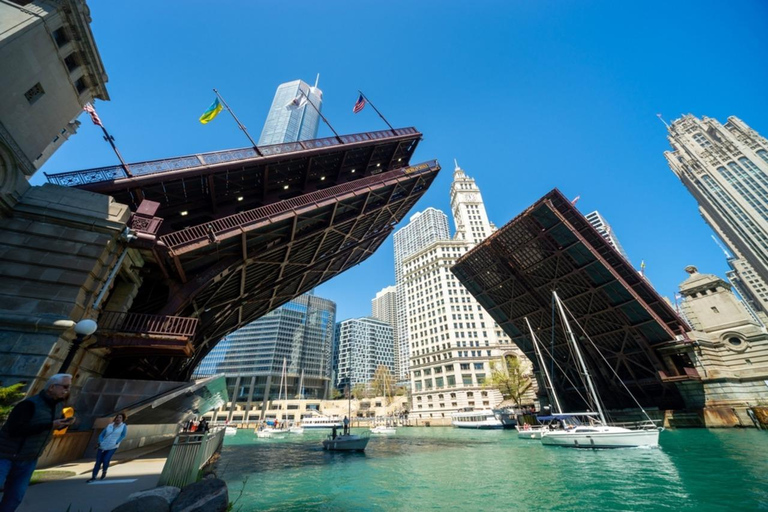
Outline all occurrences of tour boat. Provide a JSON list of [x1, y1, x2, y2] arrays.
[[300, 414, 343, 429], [538, 292, 661, 449], [451, 409, 504, 429], [370, 425, 396, 435]]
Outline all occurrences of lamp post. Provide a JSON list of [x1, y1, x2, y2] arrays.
[[58, 319, 98, 373]]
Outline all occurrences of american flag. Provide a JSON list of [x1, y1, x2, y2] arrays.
[[353, 93, 366, 114], [83, 103, 103, 127]]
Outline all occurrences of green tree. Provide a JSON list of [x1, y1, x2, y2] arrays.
[[0, 382, 26, 422], [370, 365, 395, 404], [351, 383, 368, 400], [487, 356, 531, 406]]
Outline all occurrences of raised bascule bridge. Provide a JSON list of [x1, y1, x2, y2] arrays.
[[47, 128, 439, 381], [451, 189, 701, 415]]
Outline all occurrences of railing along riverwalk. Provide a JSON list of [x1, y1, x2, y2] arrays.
[[158, 428, 225, 488]]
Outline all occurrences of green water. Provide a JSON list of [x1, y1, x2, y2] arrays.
[[219, 427, 768, 511]]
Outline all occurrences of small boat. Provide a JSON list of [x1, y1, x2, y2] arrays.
[[322, 432, 370, 451], [289, 424, 305, 434], [370, 425, 396, 435], [451, 409, 504, 429], [300, 413, 343, 429], [224, 426, 238, 436], [256, 426, 288, 438], [492, 408, 518, 429]]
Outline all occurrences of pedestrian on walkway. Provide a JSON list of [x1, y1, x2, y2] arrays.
[[0, 373, 75, 512], [87, 413, 127, 483]]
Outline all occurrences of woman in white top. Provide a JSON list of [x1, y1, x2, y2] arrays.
[[87, 413, 127, 483]]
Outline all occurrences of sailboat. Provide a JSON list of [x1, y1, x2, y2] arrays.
[[322, 384, 370, 451], [289, 370, 305, 434], [370, 370, 397, 435], [540, 291, 661, 449], [256, 358, 291, 438]]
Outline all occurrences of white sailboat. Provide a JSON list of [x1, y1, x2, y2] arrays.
[[322, 385, 370, 452], [370, 371, 397, 435], [540, 291, 661, 449], [256, 358, 291, 438], [289, 369, 305, 434]]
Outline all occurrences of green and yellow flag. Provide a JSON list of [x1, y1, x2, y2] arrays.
[[199, 97, 223, 124]]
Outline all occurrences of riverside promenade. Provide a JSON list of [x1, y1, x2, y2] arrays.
[[18, 444, 171, 512]]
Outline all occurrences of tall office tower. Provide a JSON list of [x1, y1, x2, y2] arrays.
[[372, 285, 398, 332], [585, 211, 630, 262], [664, 115, 768, 315], [393, 208, 451, 380], [193, 336, 231, 377], [195, 293, 336, 421], [404, 161, 528, 422], [258, 77, 323, 145], [335, 318, 395, 390]]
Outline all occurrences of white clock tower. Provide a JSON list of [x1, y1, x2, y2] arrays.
[[449, 159, 495, 246]]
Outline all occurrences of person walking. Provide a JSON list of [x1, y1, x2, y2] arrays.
[[0, 373, 75, 512], [87, 413, 127, 483]]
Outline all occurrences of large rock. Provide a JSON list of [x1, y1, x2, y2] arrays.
[[170, 478, 228, 512], [127, 486, 181, 505], [111, 495, 169, 512]]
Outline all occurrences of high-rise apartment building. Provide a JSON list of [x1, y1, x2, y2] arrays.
[[664, 115, 768, 315], [372, 285, 397, 331], [195, 293, 337, 421], [335, 318, 395, 390], [404, 161, 529, 422], [393, 208, 451, 380], [585, 211, 630, 262], [258, 77, 322, 145]]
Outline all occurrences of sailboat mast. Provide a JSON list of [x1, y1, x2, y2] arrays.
[[524, 317, 562, 414], [553, 291, 607, 424]]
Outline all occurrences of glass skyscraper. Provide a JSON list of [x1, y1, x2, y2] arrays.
[[258, 77, 323, 145], [334, 318, 395, 390], [195, 293, 337, 421]]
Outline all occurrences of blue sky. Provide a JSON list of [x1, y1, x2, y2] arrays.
[[36, 1, 768, 322]]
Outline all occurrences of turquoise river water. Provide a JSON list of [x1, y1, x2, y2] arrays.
[[219, 427, 768, 511]]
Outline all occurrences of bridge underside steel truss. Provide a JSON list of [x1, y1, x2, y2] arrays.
[[451, 189, 697, 412], [49, 129, 439, 380]]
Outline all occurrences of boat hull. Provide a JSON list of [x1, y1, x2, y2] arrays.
[[515, 426, 548, 439], [452, 423, 504, 429], [322, 434, 370, 452], [541, 429, 660, 448]]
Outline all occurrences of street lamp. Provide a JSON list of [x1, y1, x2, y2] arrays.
[[58, 319, 98, 373]]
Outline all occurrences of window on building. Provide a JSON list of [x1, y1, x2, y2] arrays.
[[64, 53, 80, 72], [24, 83, 45, 104], [74, 77, 88, 95], [52, 27, 69, 47], [462, 374, 472, 385]]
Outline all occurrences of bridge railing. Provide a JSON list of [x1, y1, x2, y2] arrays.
[[158, 428, 225, 488], [98, 311, 198, 340], [44, 127, 420, 187]]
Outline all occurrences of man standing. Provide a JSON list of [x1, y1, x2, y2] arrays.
[[0, 374, 74, 512]]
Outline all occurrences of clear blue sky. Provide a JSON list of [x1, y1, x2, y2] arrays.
[[35, 1, 768, 322]]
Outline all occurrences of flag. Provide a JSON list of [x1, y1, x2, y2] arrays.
[[83, 103, 103, 127], [286, 93, 308, 110], [571, 195, 581, 205], [199, 97, 223, 124], [353, 93, 366, 114]]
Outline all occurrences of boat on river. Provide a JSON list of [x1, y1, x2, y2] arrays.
[[451, 409, 504, 429], [370, 425, 396, 435], [322, 431, 370, 451], [300, 413, 343, 429]]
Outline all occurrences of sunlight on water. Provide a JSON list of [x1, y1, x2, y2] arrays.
[[219, 428, 768, 511]]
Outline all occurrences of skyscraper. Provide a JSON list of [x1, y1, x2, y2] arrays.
[[194, 293, 337, 422], [372, 285, 398, 332], [258, 77, 323, 145], [664, 115, 768, 314], [393, 208, 451, 380], [335, 318, 395, 390], [585, 210, 630, 262], [403, 161, 530, 422]]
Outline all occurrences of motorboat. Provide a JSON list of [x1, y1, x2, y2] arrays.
[[492, 408, 518, 429], [224, 426, 238, 436], [451, 409, 504, 429], [256, 426, 288, 438], [288, 424, 305, 434], [370, 425, 396, 435], [322, 432, 370, 452]]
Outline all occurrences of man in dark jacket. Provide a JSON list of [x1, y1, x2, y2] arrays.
[[0, 374, 74, 512]]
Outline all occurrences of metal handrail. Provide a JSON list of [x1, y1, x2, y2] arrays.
[[158, 428, 225, 488], [44, 127, 420, 187], [98, 311, 198, 339]]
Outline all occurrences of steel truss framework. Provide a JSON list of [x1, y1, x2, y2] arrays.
[[451, 189, 696, 411], [52, 129, 439, 380]]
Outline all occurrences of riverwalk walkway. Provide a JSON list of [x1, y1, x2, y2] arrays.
[[18, 443, 171, 512]]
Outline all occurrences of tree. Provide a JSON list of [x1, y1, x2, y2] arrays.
[[351, 383, 368, 400], [370, 365, 396, 404], [487, 356, 531, 406], [0, 383, 26, 422]]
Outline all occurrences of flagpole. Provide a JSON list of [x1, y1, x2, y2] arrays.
[[299, 90, 343, 144], [359, 91, 396, 134], [213, 89, 263, 156], [99, 126, 133, 177]]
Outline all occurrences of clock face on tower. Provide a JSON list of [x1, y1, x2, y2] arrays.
[[466, 193, 477, 202]]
